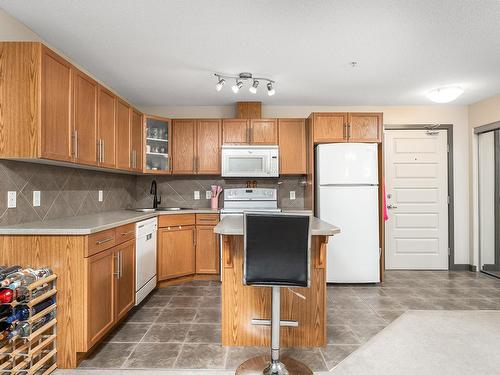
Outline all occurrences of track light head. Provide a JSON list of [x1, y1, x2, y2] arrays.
[[249, 80, 259, 94], [215, 78, 225, 92], [232, 80, 243, 93], [267, 82, 275, 96]]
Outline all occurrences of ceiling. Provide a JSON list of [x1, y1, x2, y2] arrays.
[[1, 0, 500, 107]]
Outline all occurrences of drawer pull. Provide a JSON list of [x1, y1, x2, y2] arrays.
[[120, 231, 134, 236], [198, 218, 216, 221], [96, 237, 114, 245]]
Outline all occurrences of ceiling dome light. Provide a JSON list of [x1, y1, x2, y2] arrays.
[[215, 78, 225, 92], [267, 82, 275, 96], [426, 86, 464, 103], [249, 80, 259, 94], [232, 80, 243, 93]]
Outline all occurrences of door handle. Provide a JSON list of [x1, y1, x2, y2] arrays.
[[119, 251, 123, 279], [101, 139, 105, 163], [347, 123, 352, 139], [387, 204, 398, 209], [113, 253, 120, 278]]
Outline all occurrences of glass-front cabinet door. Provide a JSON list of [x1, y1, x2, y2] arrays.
[[145, 116, 170, 173]]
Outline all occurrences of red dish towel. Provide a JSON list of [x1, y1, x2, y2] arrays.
[[383, 183, 389, 221]]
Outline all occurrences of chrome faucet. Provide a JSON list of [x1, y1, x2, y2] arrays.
[[150, 180, 161, 209]]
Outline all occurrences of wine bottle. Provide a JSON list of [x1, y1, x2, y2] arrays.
[[8, 311, 55, 340], [5, 298, 55, 324], [0, 266, 22, 281], [0, 288, 14, 303], [0, 305, 12, 319], [16, 284, 50, 303]]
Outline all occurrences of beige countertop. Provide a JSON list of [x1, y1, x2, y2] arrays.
[[214, 215, 340, 236], [0, 209, 219, 235]]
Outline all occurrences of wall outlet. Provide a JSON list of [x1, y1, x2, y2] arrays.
[[7, 191, 16, 208], [206, 191, 212, 199], [290, 191, 296, 200], [98, 190, 104, 202], [194, 191, 200, 200], [33, 191, 41, 207]]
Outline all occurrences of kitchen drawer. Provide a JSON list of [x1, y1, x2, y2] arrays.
[[158, 214, 196, 228], [87, 228, 116, 257], [115, 223, 136, 245], [196, 213, 219, 225]]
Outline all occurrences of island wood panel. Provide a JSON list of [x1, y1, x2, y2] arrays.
[[348, 112, 382, 143], [250, 119, 278, 144], [278, 119, 306, 174], [0, 42, 40, 158], [115, 99, 131, 169], [0, 235, 86, 368], [221, 235, 328, 347], [73, 69, 98, 166], [196, 119, 221, 174], [172, 119, 196, 174], [41, 45, 73, 162], [97, 86, 116, 168]]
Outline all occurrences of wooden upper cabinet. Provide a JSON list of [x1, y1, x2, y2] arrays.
[[348, 113, 383, 142], [40, 45, 73, 162], [222, 119, 249, 144], [172, 119, 196, 174], [114, 240, 135, 321], [73, 69, 98, 166], [312, 113, 349, 143], [158, 226, 196, 280], [131, 109, 143, 172], [250, 119, 278, 144], [278, 119, 306, 174], [97, 86, 116, 168], [115, 99, 131, 170], [196, 119, 221, 174]]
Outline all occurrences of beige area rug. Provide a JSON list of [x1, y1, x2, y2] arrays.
[[328, 310, 500, 375]]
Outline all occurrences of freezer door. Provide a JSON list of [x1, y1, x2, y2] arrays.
[[318, 186, 380, 283], [316, 143, 378, 185]]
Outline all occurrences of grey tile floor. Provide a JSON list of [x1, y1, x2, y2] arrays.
[[79, 271, 500, 372]]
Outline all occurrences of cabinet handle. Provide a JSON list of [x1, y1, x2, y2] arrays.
[[101, 139, 105, 163], [96, 139, 100, 162], [249, 126, 253, 143], [348, 124, 352, 139], [72, 130, 78, 159], [198, 218, 215, 222], [193, 228, 196, 247], [113, 253, 120, 278], [96, 236, 114, 245], [120, 231, 134, 236], [119, 251, 123, 279], [343, 124, 347, 139]]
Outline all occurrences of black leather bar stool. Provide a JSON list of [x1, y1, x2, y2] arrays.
[[236, 213, 312, 375]]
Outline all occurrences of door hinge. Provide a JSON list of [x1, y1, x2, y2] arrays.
[[448, 248, 451, 256], [447, 144, 450, 153], [447, 196, 451, 204]]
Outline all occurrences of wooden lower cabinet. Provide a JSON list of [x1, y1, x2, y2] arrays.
[[158, 226, 196, 280], [85, 249, 115, 349], [114, 240, 136, 321], [195, 225, 219, 274], [85, 238, 135, 351]]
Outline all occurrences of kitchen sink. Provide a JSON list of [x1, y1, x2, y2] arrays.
[[128, 207, 191, 213]]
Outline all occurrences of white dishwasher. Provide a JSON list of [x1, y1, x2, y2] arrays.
[[135, 217, 157, 305]]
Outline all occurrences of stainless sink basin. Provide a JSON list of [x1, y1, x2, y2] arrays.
[[128, 207, 191, 213], [128, 208, 156, 213], [156, 207, 191, 211]]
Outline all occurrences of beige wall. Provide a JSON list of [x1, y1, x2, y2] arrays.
[[143, 105, 471, 266], [469, 94, 500, 128]]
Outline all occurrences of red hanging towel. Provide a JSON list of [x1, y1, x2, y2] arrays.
[[383, 183, 389, 221]]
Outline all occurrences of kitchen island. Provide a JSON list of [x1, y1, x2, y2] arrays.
[[214, 215, 340, 347]]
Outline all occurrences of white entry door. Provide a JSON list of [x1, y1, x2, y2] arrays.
[[385, 129, 449, 269]]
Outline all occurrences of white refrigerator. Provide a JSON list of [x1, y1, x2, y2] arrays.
[[316, 143, 380, 283]]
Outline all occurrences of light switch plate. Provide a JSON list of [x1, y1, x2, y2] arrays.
[[194, 191, 200, 200], [98, 190, 104, 202], [7, 191, 16, 208], [205, 191, 212, 199], [33, 191, 41, 207], [290, 191, 296, 200]]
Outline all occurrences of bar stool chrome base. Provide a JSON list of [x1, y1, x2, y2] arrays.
[[235, 355, 313, 375]]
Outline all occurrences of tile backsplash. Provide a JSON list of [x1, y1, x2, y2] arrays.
[[0, 161, 136, 225], [0, 160, 306, 225], [135, 175, 307, 210]]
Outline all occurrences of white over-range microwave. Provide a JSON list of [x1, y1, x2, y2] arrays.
[[221, 145, 279, 177]]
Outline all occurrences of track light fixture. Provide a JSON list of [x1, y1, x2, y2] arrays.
[[214, 73, 275, 96], [249, 80, 259, 94], [215, 78, 225, 92]]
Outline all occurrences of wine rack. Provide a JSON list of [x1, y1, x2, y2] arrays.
[[0, 273, 57, 374]]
